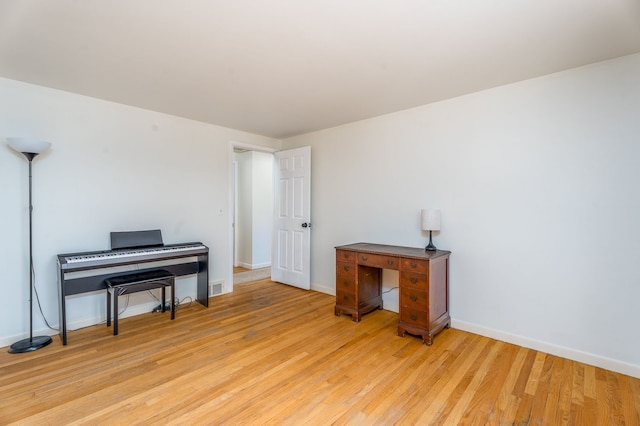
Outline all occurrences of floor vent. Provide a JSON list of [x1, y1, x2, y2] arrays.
[[209, 281, 223, 296]]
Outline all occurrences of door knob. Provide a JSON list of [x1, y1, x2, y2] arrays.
[[301, 222, 311, 228]]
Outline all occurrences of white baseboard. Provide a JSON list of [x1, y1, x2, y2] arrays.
[[311, 282, 334, 295], [453, 319, 640, 379], [237, 262, 271, 270]]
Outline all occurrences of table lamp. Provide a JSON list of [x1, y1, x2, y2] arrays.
[[421, 209, 441, 251]]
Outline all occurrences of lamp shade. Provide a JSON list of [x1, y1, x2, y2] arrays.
[[421, 209, 441, 231], [7, 137, 52, 155]]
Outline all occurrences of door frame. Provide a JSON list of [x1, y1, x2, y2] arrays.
[[228, 141, 277, 292]]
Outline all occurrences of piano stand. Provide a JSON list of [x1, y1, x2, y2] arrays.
[[106, 269, 175, 336], [58, 241, 208, 345]]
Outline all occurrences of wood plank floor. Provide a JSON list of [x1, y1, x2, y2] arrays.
[[1, 280, 639, 425]]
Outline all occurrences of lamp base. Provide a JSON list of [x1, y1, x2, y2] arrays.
[[8, 335, 53, 353], [425, 230, 437, 251]]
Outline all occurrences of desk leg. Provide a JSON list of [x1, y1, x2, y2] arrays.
[[397, 325, 434, 346]]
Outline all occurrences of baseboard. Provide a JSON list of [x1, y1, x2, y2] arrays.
[[236, 262, 271, 270], [311, 282, 334, 296], [453, 319, 640, 379]]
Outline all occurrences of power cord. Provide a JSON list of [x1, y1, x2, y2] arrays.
[[178, 296, 192, 308], [32, 263, 59, 331]]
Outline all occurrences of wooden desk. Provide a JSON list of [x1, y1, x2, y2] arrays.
[[335, 243, 451, 345]]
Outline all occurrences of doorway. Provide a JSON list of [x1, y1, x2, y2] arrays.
[[231, 144, 276, 286], [228, 142, 312, 292]]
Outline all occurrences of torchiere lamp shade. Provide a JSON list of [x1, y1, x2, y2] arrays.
[[7, 137, 52, 156]]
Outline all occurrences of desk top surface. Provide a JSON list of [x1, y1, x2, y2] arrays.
[[335, 243, 450, 260]]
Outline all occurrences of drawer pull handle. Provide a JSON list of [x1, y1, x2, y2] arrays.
[[410, 278, 418, 284], [362, 256, 368, 261], [343, 295, 350, 302], [410, 314, 417, 321], [343, 281, 350, 287], [343, 266, 350, 272], [410, 295, 418, 302], [410, 262, 417, 268], [387, 259, 394, 265]]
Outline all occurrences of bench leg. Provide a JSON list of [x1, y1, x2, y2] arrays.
[[113, 291, 119, 336], [106, 289, 111, 327], [161, 286, 166, 313], [170, 281, 175, 320]]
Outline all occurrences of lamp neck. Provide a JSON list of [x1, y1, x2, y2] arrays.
[[22, 152, 39, 161]]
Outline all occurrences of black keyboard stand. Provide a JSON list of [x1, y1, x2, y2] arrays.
[[57, 242, 209, 345]]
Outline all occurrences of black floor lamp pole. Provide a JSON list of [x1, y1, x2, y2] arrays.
[[9, 151, 53, 353]]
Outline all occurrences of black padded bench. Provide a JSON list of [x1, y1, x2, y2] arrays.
[[105, 269, 175, 336]]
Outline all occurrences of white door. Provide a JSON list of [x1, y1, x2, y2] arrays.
[[271, 146, 311, 290]]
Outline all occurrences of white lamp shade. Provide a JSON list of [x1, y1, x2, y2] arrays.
[[421, 209, 441, 231], [7, 137, 52, 154]]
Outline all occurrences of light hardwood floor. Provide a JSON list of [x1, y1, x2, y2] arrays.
[[1, 280, 639, 425]]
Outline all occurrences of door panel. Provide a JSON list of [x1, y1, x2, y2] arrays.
[[271, 146, 311, 290]]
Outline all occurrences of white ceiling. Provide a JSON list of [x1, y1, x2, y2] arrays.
[[1, 1, 640, 139]]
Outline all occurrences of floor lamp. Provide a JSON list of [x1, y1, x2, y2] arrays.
[[7, 137, 53, 353]]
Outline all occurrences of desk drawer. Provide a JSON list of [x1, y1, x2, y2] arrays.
[[400, 258, 429, 274], [336, 250, 357, 263], [336, 271, 356, 293], [336, 261, 356, 275], [400, 271, 428, 290], [358, 253, 399, 269], [400, 306, 428, 327], [336, 290, 357, 309], [400, 288, 428, 310]]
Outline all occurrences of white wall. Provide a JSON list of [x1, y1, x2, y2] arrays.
[[282, 53, 640, 377], [0, 77, 280, 346], [250, 151, 273, 267], [235, 151, 253, 267], [234, 151, 273, 269]]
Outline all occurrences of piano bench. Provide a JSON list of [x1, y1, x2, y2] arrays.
[[105, 269, 175, 336]]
